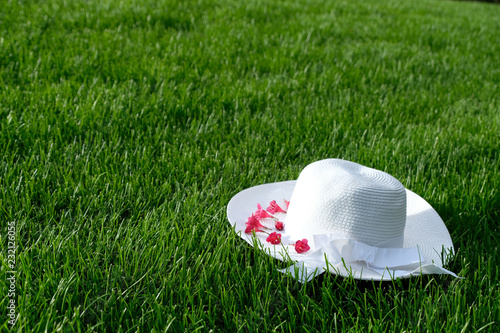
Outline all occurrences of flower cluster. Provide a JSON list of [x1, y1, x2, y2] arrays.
[[245, 199, 310, 253], [245, 200, 287, 235]]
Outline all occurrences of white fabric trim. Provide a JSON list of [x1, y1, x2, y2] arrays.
[[278, 234, 459, 283]]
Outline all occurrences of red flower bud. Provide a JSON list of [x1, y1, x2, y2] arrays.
[[267, 200, 286, 214], [245, 214, 266, 234], [275, 221, 284, 231], [294, 239, 310, 253], [255, 203, 273, 219], [266, 232, 282, 245]]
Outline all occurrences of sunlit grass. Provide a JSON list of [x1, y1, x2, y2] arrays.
[[1, 0, 499, 331]]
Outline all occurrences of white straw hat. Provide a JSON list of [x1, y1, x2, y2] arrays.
[[227, 159, 458, 283]]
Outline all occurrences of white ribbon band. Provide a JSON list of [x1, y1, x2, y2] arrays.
[[313, 234, 422, 269], [278, 234, 459, 283]]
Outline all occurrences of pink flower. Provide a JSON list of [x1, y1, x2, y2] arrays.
[[275, 221, 284, 231], [255, 203, 273, 219], [245, 214, 266, 234], [266, 232, 282, 245], [294, 239, 310, 253], [267, 200, 286, 214], [245, 225, 261, 234], [284, 199, 290, 209]]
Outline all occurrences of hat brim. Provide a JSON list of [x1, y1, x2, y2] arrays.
[[227, 180, 454, 281]]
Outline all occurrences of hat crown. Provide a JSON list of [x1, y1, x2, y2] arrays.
[[286, 159, 407, 247]]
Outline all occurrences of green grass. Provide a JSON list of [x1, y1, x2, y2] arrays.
[[1, 0, 499, 331]]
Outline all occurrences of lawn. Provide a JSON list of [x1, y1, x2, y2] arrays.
[[1, 0, 499, 331]]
